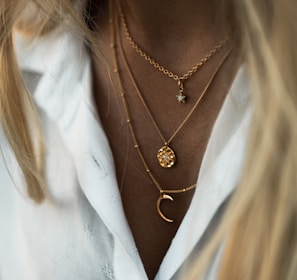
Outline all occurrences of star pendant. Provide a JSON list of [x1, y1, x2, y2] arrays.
[[176, 92, 187, 103]]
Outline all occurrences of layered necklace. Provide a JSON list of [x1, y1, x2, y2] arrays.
[[109, 0, 232, 222], [117, 1, 230, 169]]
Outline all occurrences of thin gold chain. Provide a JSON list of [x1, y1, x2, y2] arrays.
[[110, 1, 196, 195], [117, 0, 228, 82], [118, 23, 232, 146]]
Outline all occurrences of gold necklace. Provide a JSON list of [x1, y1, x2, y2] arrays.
[[109, 0, 231, 222], [117, 0, 228, 104], [117, 8, 232, 169]]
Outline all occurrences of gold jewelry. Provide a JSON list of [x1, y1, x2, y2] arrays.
[[117, 0, 228, 104], [117, 10, 232, 169], [109, 0, 232, 223], [110, 1, 195, 223]]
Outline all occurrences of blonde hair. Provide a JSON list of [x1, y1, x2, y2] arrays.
[[0, 0, 46, 202], [1, 0, 297, 279], [189, 0, 297, 279], [0, 0, 96, 202]]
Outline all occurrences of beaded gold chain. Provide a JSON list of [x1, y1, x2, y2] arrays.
[[109, 0, 231, 223]]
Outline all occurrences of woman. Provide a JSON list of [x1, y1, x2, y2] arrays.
[[0, 0, 296, 279]]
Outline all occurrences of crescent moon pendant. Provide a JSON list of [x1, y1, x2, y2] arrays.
[[157, 193, 174, 223]]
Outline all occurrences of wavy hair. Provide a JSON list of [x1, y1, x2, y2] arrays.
[[1, 0, 297, 279]]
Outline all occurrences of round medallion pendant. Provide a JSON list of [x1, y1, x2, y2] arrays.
[[157, 146, 176, 168]]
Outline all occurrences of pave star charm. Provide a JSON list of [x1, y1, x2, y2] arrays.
[[176, 92, 187, 103]]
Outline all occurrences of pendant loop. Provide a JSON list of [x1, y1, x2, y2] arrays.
[[176, 80, 187, 103]]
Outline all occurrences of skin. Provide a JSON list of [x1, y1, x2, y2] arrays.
[[91, 0, 239, 278]]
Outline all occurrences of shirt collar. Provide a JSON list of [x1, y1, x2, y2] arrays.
[[15, 29, 148, 279]]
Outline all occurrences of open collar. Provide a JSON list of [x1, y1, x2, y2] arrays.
[[15, 29, 147, 279]]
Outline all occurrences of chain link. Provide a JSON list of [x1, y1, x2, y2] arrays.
[[118, 2, 228, 82]]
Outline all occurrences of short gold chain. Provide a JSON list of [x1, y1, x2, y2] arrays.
[[118, 1, 228, 82]]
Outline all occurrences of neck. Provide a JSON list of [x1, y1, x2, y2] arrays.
[[121, 0, 223, 45], [116, 0, 227, 73]]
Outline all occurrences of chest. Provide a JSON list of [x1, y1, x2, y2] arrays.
[[92, 50, 236, 279]]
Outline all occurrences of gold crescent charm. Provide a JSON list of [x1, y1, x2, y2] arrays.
[[157, 193, 174, 223], [157, 146, 176, 168]]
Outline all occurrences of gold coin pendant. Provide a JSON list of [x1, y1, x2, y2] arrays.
[[157, 146, 176, 168]]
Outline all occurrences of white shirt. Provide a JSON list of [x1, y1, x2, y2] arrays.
[[0, 29, 251, 280]]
